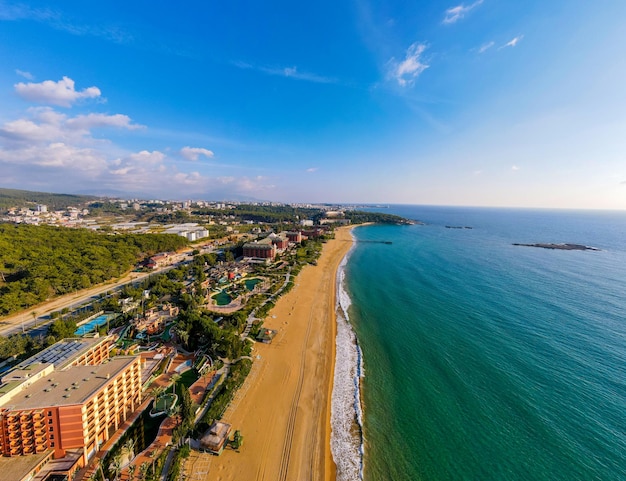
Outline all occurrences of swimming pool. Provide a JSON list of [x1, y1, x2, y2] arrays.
[[74, 314, 115, 336], [212, 290, 232, 305], [244, 278, 261, 291]]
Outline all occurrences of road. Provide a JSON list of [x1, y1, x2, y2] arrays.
[[0, 253, 195, 337]]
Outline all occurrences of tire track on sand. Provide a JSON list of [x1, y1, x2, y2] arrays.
[[276, 280, 320, 481]]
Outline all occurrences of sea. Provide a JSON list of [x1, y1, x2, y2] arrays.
[[330, 205, 626, 481]]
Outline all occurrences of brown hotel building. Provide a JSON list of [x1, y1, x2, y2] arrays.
[[242, 239, 277, 259], [0, 338, 142, 480]]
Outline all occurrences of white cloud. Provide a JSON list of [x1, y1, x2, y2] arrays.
[[0, 103, 144, 180], [0, 3, 132, 44], [306, 167, 318, 172], [0, 80, 274, 199], [15, 69, 34, 80], [279, 66, 334, 83], [173, 171, 203, 185], [128, 150, 165, 164], [66, 113, 143, 131], [234, 61, 337, 84], [0, 142, 106, 171], [389, 43, 429, 87], [478, 41, 495, 54], [1, 117, 61, 142], [500, 35, 524, 49], [15, 76, 101, 107], [107, 150, 167, 179], [266, 65, 336, 84], [512, 165, 520, 171], [180, 146, 214, 161], [0, 107, 140, 145], [443, 0, 484, 24]]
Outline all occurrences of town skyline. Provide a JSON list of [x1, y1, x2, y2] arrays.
[[1, 1, 625, 210]]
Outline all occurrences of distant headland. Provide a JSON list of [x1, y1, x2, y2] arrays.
[[513, 243, 600, 251]]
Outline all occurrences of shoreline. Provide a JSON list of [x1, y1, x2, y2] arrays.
[[203, 226, 355, 481], [331, 227, 366, 481]]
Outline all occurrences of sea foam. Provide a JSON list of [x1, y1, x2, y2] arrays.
[[331, 236, 365, 481]]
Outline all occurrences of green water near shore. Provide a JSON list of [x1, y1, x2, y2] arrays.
[[339, 206, 626, 481]]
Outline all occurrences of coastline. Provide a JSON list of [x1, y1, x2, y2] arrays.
[[331, 227, 365, 481], [204, 226, 354, 481]]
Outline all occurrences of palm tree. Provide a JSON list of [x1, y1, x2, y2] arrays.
[[127, 463, 136, 481], [176, 328, 189, 348], [109, 453, 123, 481], [139, 461, 150, 481], [170, 373, 181, 394], [98, 458, 106, 481], [170, 404, 181, 425], [123, 437, 137, 461], [151, 385, 165, 403]]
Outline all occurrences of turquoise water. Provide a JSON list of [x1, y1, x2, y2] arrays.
[[74, 313, 114, 336], [333, 207, 626, 481]]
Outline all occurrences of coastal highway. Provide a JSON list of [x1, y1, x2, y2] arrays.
[[0, 252, 195, 337]]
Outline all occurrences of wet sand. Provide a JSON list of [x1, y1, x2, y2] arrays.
[[205, 226, 354, 481]]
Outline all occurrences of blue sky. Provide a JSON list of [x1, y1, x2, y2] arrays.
[[0, 0, 625, 208]]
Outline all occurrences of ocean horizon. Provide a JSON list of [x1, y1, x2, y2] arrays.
[[331, 205, 626, 481]]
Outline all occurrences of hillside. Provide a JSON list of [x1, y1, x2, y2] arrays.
[[0, 224, 188, 315], [0, 187, 97, 212]]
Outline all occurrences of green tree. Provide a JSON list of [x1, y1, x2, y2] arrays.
[[169, 373, 181, 394], [48, 318, 77, 339], [232, 430, 243, 450], [109, 453, 122, 481]]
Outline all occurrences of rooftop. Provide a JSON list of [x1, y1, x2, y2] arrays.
[[2, 357, 138, 410], [15, 338, 106, 371], [0, 449, 52, 481], [200, 421, 231, 451]]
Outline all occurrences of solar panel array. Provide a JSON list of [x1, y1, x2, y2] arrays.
[[17, 339, 94, 369]]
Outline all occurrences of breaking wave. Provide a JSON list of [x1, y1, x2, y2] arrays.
[[331, 236, 365, 481]]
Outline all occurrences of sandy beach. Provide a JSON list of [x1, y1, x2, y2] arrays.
[[201, 226, 353, 481]]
